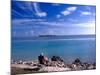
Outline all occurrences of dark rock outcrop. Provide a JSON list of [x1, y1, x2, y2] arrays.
[[51, 56, 64, 62]]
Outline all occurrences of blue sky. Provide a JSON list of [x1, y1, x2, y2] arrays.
[[12, 1, 96, 37]]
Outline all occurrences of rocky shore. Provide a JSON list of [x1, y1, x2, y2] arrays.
[[11, 56, 96, 75]]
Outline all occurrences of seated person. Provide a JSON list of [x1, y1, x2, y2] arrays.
[[38, 53, 44, 64]]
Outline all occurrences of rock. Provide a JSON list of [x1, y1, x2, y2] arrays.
[[71, 58, 83, 70], [93, 62, 96, 69], [81, 63, 90, 69], [51, 56, 66, 67], [87, 63, 96, 70], [71, 64, 82, 70], [73, 58, 82, 65], [88, 65, 94, 69], [51, 56, 64, 62]]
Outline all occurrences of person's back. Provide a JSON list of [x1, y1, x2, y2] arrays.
[[38, 54, 44, 64]]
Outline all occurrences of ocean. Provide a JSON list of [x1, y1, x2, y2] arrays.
[[11, 36, 96, 63]]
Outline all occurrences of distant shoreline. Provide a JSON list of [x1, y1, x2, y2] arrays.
[[12, 34, 96, 40]]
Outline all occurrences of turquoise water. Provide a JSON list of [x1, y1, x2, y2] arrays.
[[11, 37, 96, 63]]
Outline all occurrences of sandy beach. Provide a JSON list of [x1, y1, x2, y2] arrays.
[[11, 57, 96, 75]]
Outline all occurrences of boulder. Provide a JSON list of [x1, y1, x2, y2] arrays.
[[73, 58, 82, 65], [51, 56, 64, 62]]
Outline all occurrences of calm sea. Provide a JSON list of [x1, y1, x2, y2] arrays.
[[11, 36, 96, 63]]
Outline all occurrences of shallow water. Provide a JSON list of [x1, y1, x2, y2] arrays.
[[11, 37, 96, 63]]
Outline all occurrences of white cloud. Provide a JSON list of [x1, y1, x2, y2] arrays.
[[61, 6, 77, 16], [12, 10, 23, 17], [44, 21, 95, 35], [33, 3, 47, 17], [16, 2, 36, 15], [76, 22, 95, 34], [39, 21, 60, 26], [61, 10, 70, 16], [76, 22, 95, 28], [81, 11, 92, 15], [67, 7, 77, 11], [12, 19, 95, 30], [12, 19, 46, 26], [36, 12, 47, 17], [12, 18, 95, 36]]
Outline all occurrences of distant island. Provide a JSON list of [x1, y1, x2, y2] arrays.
[[12, 35, 96, 40], [38, 35, 95, 38], [38, 35, 57, 37]]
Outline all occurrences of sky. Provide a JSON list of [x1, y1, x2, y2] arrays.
[[12, 1, 96, 37]]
